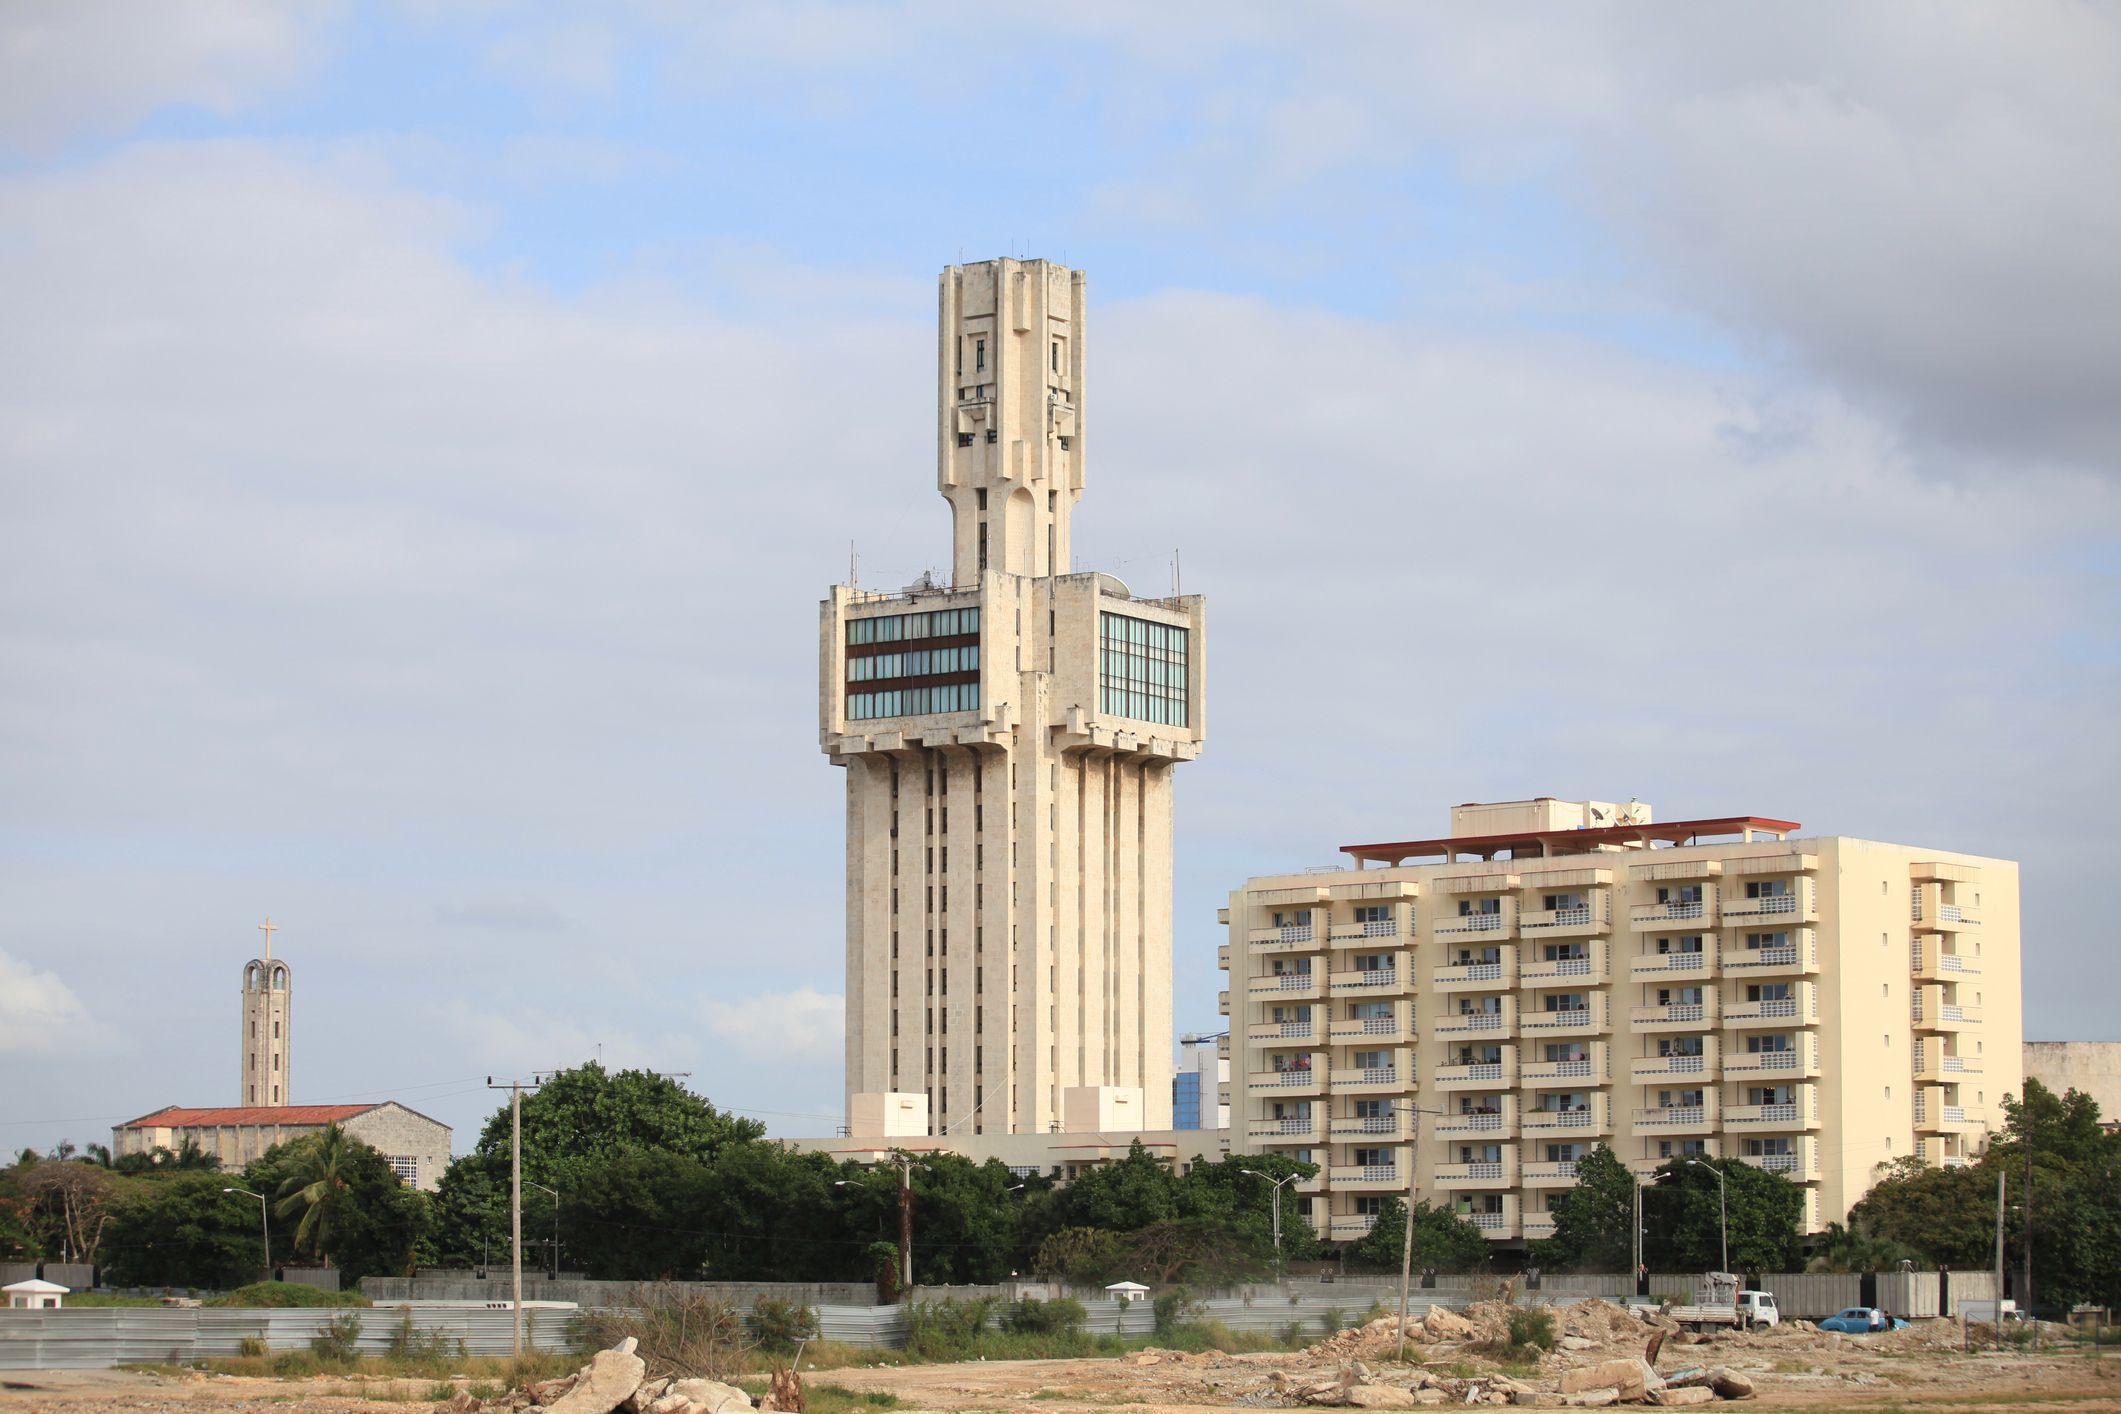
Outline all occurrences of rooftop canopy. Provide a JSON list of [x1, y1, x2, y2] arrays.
[[1341, 815, 1801, 868]]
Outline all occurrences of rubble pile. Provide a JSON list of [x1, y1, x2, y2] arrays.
[[433, 1337, 776, 1414]]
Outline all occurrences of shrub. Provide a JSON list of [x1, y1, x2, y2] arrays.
[[309, 1313, 364, 1364], [1505, 1307, 1558, 1354], [386, 1312, 465, 1361], [902, 1297, 999, 1359], [237, 1336, 269, 1358], [1152, 1289, 1198, 1340], [751, 1299, 820, 1354], [575, 1284, 747, 1379], [1003, 1297, 1086, 1337]]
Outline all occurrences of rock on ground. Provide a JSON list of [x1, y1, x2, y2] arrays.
[[1563, 1393, 1618, 1409], [1344, 1387, 1418, 1408], [546, 1347, 649, 1414], [1558, 1360, 1659, 1401], [666, 1378, 756, 1414], [1647, 1389, 1715, 1406]]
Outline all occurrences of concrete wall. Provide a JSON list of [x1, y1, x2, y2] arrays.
[[359, 1276, 887, 1307], [343, 1103, 453, 1192], [2024, 1041, 2121, 1120]]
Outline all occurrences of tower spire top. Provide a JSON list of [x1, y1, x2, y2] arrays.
[[257, 916, 276, 962]]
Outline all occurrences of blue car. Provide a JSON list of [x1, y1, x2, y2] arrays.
[[1818, 1307, 1911, 1333]]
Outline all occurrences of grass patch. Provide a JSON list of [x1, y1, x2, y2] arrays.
[[62, 1292, 175, 1308], [799, 1386, 903, 1414], [179, 1349, 576, 1384], [206, 1282, 372, 1308]]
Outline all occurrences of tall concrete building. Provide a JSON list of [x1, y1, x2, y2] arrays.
[[821, 258, 1206, 1137], [240, 917, 291, 1107], [1220, 798, 2022, 1246]]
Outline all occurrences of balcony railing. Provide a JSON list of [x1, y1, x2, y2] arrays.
[[1438, 910, 1509, 936], [1433, 957, 1514, 990], [1249, 972, 1322, 995], [1633, 1104, 1714, 1130], [1632, 999, 1716, 1029], [1632, 949, 1714, 979], [1434, 1160, 1514, 1186], [1330, 1114, 1406, 1138], [1522, 1106, 1600, 1133], [1724, 1049, 1801, 1075], [1434, 1108, 1512, 1138], [1328, 967, 1401, 993], [1725, 1101, 1804, 1128], [1328, 1164, 1401, 1186], [1329, 918, 1402, 941], [1247, 1116, 1319, 1140], [1248, 925, 1319, 950], [1246, 1019, 1315, 1040], [1433, 1060, 1509, 1087], [1436, 1010, 1510, 1035], [1249, 1066, 1322, 1090], [1633, 1051, 1711, 1080], [1330, 1013, 1411, 1039], [1522, 1004, 1602, 1034], [1521, 1160, 1578, 1184], [1521, 943, 1606, 984], [1330, 1065, 1402, 1089], [1631, 898, 1713, 928], [1521, 1055, 1599, 1085]]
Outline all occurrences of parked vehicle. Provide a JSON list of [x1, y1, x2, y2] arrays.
[[1819, 1306, 1910, 1333], [1668, 1275, 1780, 1332]]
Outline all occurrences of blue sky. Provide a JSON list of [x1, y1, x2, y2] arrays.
[[2, 2, 2116, 1154]]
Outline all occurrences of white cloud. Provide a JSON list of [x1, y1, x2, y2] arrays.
[[0, 1, 342, 152], [0, 948, 95, 1053], [702, 987, 843, 1064]]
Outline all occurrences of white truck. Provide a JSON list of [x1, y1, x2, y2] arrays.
[[1667, 1274, 1781, 1332]]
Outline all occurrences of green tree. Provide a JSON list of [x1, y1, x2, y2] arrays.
[[429, 1064, 763, 1267], [1643, 1156, 1802, 1273], [1845, 1157, 1995, 1268], [1347, 1198, 1490, 1274], [100, 1173, 263, 1288], [1805, 1221, 1922, 1273], [1032, 1226, 1129, 1284], [1533, 1144, 1635, 1273], [247, 1129, 426, 1282]]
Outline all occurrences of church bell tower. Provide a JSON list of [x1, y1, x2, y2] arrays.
[[241, 917, 291, 1107]]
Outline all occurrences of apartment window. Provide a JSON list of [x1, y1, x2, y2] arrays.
[[1051, 338, 1061, 372], [1353, 905, 1389, 924], [1099, 612, 1189, 726], [386, 1155, 418, 1185], [975, 338, 986, 372], [1745, 879, 1790, 898]]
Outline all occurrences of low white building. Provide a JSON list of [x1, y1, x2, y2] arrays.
[[5, 1279, 68, 1309]]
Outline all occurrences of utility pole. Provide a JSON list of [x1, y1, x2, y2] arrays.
[[896, 1154, 915, 1292], [1993, 1167, 2007, 1348], [1241, 1169, 1302, 1285], [2021, 1141, 2034, 1318], [1392, 1103, 1445, 1363], [488, 1075, 547, 1359]]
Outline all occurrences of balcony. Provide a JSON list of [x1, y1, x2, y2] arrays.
[[1330, 1112, 1411, 1139], [1249, 971, 1324, 1000], [1521, 896, 1612, 938], [1723, 1040, 1821, 1080], [1436, 901, 1517, 939], [1917, 1135, 1975, 1169], [1627, 1143, 1721, 1178], [1521, 941, 1610, 985], [1911, 938, 1981, 981], [1912, 895, 1983, 932], [1245, 1018, 1316, 1043], [1462, 1199, 1521, 1240], [1218, 989, 1228, 1016], [1725, 1087, 1818, 1130], [1330, 1007, 1414, 1044], [1247, 1063, 1324, 1096], [1433, 949, 1517, 992], [1628, 1038, 1713, 1085], [1721, 881, 1818, 926], [1632, 1100, 1718, 1135], [1521, 1043, 1606, 1088], [1631, 895, 1718, 930], [1631, 996, 1718, 1031], [1435, 1098, 1517, 1140], [1432, 1050, 1516, 1091], [1521, 1159, 1580, 1186], [1631, 946, 1716, 982], [1328, 917, 1405, 945], [1744, 1143, 1821, 1183], [1522, 1098, 1608, 1139], [1915, 1087, 1982, 1133], [1520, 998, 1607, 1037], [1912, 985, 1982, 1031], [1248, 924, 1321, 953], [1331, 1053, 1412, 1092], [1522, 1211, 1557, 1240], [1328, 966, 1407, 996], [1722, 932, 1819, 977], [1434, 1001, 1516, 1038], [1724, 983, 1815, 1028], [1913, 1042, 1982, 1083], [1217, 943, 1230, 970], [1329, 1214, 1379, 1241], [1329, 1159, 1407, 1190], [1434, 1151, 1519, 1189], [1247, 1115, 1322, 1143]]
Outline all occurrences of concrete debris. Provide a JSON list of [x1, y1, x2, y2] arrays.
[[1646, 1389, 1715, 1407], [1558, 1359, 1660, 1401], [432, 1338, 756, 1414]]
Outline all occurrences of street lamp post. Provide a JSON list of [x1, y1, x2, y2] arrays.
[[529, 1183, 559, 1281], [1239, 1170, 1303, 1283], [837, 1154, 921, 1292], [222, 1187, 271, 1279], [1686, 1159, 1729, 1277]]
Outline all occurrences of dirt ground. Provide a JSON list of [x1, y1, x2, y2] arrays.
[[4, 1304, 2118, 1413]]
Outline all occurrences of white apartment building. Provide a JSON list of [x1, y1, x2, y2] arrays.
[[1221, 798, 2021, 1247]]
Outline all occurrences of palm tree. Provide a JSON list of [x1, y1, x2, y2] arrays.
[[274, 1125, 355, 1264], [82, 1143, 112, 1168], [171, 1136, 219, 1171]]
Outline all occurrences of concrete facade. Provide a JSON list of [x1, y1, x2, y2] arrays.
[[240, 956, 291, 1108], [2023, 1041, 2121, 1125], [1221, 798, 2022, 1246], [822, 259, 1205, 1136], [114, 1101, 452, 1192]]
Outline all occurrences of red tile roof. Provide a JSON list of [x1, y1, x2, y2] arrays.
[[121, 1103, 379, 1129]]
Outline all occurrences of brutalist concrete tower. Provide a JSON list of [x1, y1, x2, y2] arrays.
[[821, 258, 1206, 1137]]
